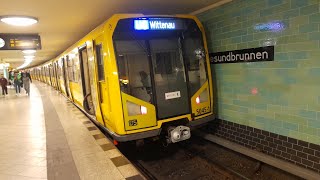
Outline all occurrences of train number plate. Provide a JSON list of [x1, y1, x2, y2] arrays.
[[196, 106, 210, 116], [129, 119, 138, 126]]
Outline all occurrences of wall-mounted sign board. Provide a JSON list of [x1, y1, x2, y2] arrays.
[[210, 46, 274, 64], [0, 33, 41, 50]]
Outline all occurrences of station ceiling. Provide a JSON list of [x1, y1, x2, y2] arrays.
[[0, 0, 224, 68]]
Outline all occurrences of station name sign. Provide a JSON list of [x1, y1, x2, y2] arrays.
[[210, 46, 274, 64], [134, 18, 184, 30], [0, 33, 41, 50]]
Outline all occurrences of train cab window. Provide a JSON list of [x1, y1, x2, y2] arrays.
[[114, 39, 153, 103], [154, 52, 173, 74], [149, 38, 189, 118], [182, 31, 208, 96], [95, 44, 105, 81]]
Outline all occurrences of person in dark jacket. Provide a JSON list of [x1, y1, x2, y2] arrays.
[[0, 75, 8, 96]]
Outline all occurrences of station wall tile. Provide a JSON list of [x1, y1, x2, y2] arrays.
[[198, 0, 320, 145]]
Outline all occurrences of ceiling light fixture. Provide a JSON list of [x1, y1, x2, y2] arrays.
[[0, 16, 38, 26], [17, 58, 33, 69], [22, 49, 36, 54], [24, 55, 35, 59]]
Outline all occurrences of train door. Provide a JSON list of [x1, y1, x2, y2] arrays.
[[149, 39, 190, 119], [62, 57, 71, 98], [53, 62, 58, 90], [52, 64, 57, 88], [93, 35, 109, 126], [52, 65, 56, 87], [42, 67, 45, 82], [43, 67, 45, 83], [49, 65, 53, 86], [79, 46, 94, 114], [57, 63, 60, 90]]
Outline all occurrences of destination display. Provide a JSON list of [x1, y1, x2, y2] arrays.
[[134, 18, 185, 30], [210, 46, 274, 64], [0, 33, 41, 50]]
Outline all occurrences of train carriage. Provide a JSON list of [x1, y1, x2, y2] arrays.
[[32, 14, 215, 144]]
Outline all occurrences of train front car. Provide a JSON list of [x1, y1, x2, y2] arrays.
[[107, 15, 214, 144]]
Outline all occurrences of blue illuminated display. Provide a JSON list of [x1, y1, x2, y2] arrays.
[[134, 20, 149, 30], [254, 21, 285, 32], [134, 19, 177, 30]]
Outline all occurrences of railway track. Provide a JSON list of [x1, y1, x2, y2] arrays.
[[86, 112, 302, 180], [119, 138, 248, 180], [178, 139, 249, 180], [118, 135, 303, 180]]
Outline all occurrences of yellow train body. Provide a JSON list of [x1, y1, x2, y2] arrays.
[[30, 14, 215, 142]]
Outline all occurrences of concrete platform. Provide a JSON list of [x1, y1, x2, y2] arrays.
[[0, 82, 144, 180]]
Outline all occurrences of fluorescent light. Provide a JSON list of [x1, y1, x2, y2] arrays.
[[22, 49, 36, 54], [0, 16, 38, 26], [17, 58, 33, 69], [25, 59, 33, 63], [24, 55, 35, 59]]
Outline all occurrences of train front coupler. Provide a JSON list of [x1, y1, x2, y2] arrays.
[[166, 126, 191, 143]]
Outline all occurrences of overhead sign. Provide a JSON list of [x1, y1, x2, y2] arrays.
[[210, 46, 274, 64], [0, 33, 41, 50], [134, 18, 184, 30]]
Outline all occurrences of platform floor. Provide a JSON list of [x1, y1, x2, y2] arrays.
[[0, 82, 143, 180]]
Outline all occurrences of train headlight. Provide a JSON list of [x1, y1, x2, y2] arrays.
[[127, 101, 140, 116], [127, 101, 147, 115], [195, 88, 209, 104], [140, 106, 147, 115], [196, 96, 200, 104]]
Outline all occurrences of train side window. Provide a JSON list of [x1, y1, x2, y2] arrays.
[[67, 55, 74, 82], [58, 59, 63, 78], [95, 44, 105, 81], [73, 54, 80, 83]]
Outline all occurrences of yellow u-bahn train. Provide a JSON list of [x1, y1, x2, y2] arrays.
[[30, 14, 214, 144]]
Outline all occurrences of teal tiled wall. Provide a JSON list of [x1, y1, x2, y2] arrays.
[[198, 0, 320, 145]]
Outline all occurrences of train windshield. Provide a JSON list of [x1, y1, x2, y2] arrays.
[[113, 17, 208, 119]]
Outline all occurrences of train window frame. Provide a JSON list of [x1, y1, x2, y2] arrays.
[[58, 59, 63, 78], [66, 55, 74, 82], [181, 32, 209, 96], [95, 44, 105, 81], [73, 53, 80, 83]]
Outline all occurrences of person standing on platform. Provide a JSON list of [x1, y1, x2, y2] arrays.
[[17, 72, 23, 88], [10, 71, 15, 88], [22, 71, 32, 96], [0, 75, 8, 96], [14, 75, 21, 95]]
